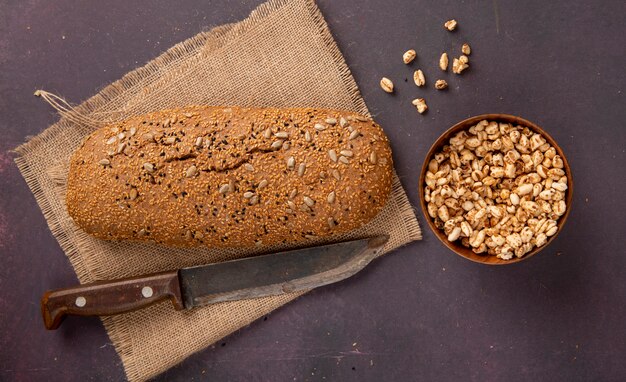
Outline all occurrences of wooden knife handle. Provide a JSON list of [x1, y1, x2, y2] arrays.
[[41, 271, 184, 330]]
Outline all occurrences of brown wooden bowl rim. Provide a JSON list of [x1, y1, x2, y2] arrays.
[[418, 114, 574, 265]]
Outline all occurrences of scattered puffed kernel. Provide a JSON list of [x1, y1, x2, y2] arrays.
[[452, 57, 469, 74], [439, 53, 449, 71], [435, 79, 448, 90], [452, 58, 461, 73], [462, 43, 471, 55], [444, 19, 458, 31], [403, 49, 416, 64], [413, 69, 426, 87], [380, 77, 394, 93], [412, 98, 428, 114]]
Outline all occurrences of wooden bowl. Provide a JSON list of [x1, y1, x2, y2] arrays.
[[418, 114, 573, 265]]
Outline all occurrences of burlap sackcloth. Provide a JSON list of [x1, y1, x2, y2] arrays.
[[14, 0, 422, 380]]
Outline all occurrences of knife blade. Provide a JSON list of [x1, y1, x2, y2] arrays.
[[41, 235, 388, 330]]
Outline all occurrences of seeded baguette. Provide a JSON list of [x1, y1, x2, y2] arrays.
[[66, 106, 394, 248]]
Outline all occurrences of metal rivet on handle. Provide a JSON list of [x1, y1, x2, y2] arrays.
[[75, 296, 86, 307], [141, 286, 154, 298]]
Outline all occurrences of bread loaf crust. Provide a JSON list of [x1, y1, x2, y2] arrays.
[[66, 106, 393, 248]]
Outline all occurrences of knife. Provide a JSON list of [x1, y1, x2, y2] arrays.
[[41, 235, 389, 330]]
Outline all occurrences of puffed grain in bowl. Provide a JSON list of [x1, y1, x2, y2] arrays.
[[419, 114, 573, 265]]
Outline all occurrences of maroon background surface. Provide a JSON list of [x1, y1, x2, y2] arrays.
[[1, 0, 625, 381]]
